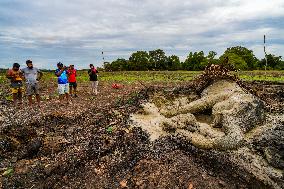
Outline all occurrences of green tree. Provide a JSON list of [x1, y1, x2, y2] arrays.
[[182, 51, 207, 70], [207, 51, 217, 61], [129, 51, 149, 71], [149, 49, 168, 70], [259, 54, 283, 70], [167, 55, 181, 70], [103, 62, 112, 71], [207, 51, 219, 64], [110, 58, 129, 71], [276, 60, 284, 70], [219, 53, 248, 70], [222, 46, 258, 70]]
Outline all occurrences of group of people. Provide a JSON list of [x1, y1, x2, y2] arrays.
[[6, 60, 99, 107]]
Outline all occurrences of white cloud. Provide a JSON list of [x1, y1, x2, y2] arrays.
[[0, 0, 283, 68]]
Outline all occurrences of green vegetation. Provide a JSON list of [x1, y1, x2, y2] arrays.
[[2, 168, 14, 177], [0, 75, 6, 84], [239, 70, 284, 82], [99, 71, 200, 83], [1, 70, 284, 87], [38, 70, 200, 84], [106, 126, 113, 133], [74, 70, 284, 83], [104, 46, 284, 71]]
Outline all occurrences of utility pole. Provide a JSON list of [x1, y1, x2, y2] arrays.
[[264, 35, 268, 77], [102, 51, 105, 63]]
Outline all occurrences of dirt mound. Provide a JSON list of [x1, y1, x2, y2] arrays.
[[130, 70, 284, 188]]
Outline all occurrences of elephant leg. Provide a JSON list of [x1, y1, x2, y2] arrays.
[[161, 113, 197, 132], [212, 114, 244, 150], [161, 96, 217, 117]]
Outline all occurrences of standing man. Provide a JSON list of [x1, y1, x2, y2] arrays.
[[88, 64, 99, 95], [6, 63, 23, 106], [22, 60, 43, 106], [55, 62, 70, 103], [67, 65, 77, 97]]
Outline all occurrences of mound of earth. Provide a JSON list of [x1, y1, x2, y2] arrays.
[[130, 66, 284, 189]]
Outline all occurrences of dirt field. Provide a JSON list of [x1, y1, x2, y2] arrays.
[[0, 71, 284, 189]]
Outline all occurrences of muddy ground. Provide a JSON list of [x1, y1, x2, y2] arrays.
[[0, 80, 283, 189]]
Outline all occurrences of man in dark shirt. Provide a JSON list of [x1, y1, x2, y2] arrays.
[[88, 64, 99, 95]]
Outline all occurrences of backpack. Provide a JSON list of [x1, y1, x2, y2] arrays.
[[92, 68, 97, 73]]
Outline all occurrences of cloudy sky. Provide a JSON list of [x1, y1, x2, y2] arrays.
[[0, 0, 284, 69]]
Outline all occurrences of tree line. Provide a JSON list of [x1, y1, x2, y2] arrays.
[[103, 46, 284, 71]]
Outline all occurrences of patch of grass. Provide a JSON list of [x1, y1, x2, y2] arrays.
[[99, 71, 200, 83], [114, 97, 123, 106], [98, 70, 284, 83], [106, 126, 113, 133], [5, 95, 13, 101], [238, 70, 284, 82], [2, 167, 14, 177], [0, 76, 7, 84], [240, 75, 284, 82]]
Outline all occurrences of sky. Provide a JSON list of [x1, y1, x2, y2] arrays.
[[0, 0, 284, 69]]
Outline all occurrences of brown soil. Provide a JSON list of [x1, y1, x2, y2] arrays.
[[0, 80, 283, 189]]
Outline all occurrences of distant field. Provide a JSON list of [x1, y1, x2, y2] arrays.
[[238, 70, 284, 82], [86, 70, 284, 83], [70, 70, 284, 83], [101, 70, 284, 83], [1, 70, 284, 85]]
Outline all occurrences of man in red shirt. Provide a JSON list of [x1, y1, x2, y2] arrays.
[[67, 65, 77, 97]]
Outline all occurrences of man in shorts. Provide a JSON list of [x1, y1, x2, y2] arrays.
[[88, 64, 99, 95], [22, 60, 43, 106], [6, 63, 23, 106], [67, 65, 77, 97], [55, 62, 70, 103]]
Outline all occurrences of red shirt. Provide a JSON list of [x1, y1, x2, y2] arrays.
[[67, 69, 76, 82]]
